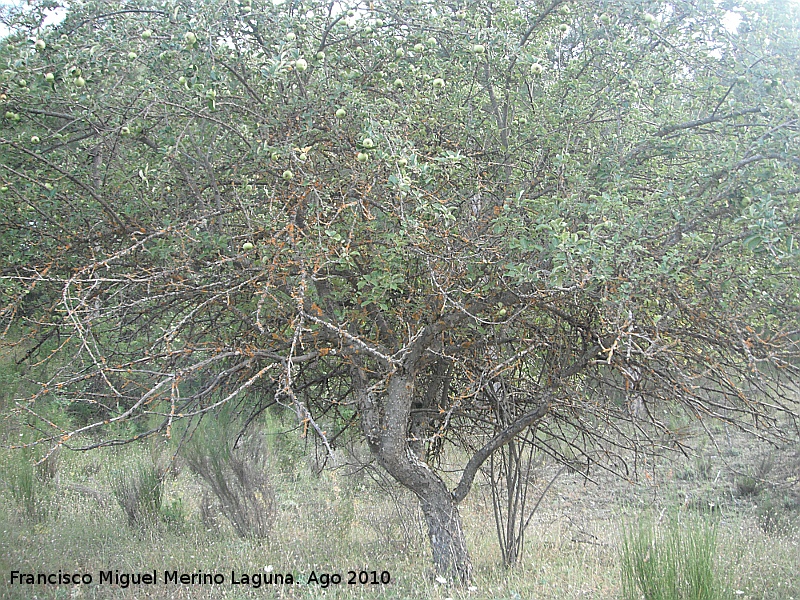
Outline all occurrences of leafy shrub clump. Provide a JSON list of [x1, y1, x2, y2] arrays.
[[111, 460, 165, 529]]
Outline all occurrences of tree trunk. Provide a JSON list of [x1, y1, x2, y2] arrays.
[[356, 367, 473, 582], [419, 482, 472, 582]]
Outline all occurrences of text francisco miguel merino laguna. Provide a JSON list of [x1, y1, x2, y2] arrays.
[[9, 569, 296, 589]]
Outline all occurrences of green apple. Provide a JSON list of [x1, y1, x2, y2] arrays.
[[141, 29, 153, 39], [128, 52, 137, 60], [298, 152, 307, 161], [335, 108, 346, 118], [644, 13, 656, 24], [414, 43, 424, 52], [737, 75, 747, 84], [374, 18, 384, 27], [3, 111, 13, 120], [242, 242, 254, 251], [432, 77, 445, 89], [398, 157, 408, 167], [121, 126, 131, 136], [35, 39, 46, 51], [356, 152, 369, 162], [0, 186, 7, 192], [472, 44, 485, 54], [206, 89, 216, 99], [44, 182, 54, 190], [30, 135, 40, 144], [271, 151, 280, 161], [427, 37, 437, 46], [17, 79, 27, 88], [282, 170, 293, 180], [74, 76, 86, 87], [178, 75, 187, 86], [184, 31, 197, 45], [559, 23, 568, 32], [395, 47, 405, 58], [45, 72, 55, 82], [295, 58, 308, 71], [530, 63, 544, 76], [393, 78, 404, 88], [599, 13, 611, 25], [784, 98, 794, 108], [362, 137, 375, 148], [316, 51, 325, 61], [286, 32, 296, 41]]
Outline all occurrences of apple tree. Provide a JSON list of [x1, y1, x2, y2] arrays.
[[2, 0, 799, 581]]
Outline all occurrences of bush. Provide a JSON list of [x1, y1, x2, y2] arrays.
[[111, 460, 165, 529], [1, 445, 59, 523], [621, 512, 722, 600], [182, 413, 276, 538]]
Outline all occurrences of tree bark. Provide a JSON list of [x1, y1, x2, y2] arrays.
[[419, 480, 472, 582], [355, 366, 473, 582]]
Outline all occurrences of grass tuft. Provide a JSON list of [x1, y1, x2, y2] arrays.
[[621, 512, 721, 600]]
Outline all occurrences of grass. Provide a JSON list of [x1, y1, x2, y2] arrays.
[[620, 512, 720, 600], [1, 440, 798, 600], [0, 397, 798, 599]]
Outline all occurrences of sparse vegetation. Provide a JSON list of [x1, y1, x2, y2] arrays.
[[1, 413, 798, 599]]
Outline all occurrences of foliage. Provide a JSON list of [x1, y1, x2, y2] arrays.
[[0, 0, 798, 579], [621, 512, 722, 600]]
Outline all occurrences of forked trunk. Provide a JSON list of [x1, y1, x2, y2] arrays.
[[356, 368, 473, 583]]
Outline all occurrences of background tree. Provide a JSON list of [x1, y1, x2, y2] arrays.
[[1, 0, 799, 582]]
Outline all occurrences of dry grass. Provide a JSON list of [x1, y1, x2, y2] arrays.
[[1, 425, 798, 600]]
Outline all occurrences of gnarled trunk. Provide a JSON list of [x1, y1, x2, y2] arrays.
[[356, 367, 473, 582]]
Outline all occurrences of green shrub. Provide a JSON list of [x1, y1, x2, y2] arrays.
[[160, 497, 188, 531], [621, 512, 722, 600], [182, 412, 276, 538], [111, 460, 165, 529], [1, 445, 58, 523]]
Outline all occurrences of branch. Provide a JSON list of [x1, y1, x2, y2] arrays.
[[655, 107, 762, 138], [452, 400, 549, 503]]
